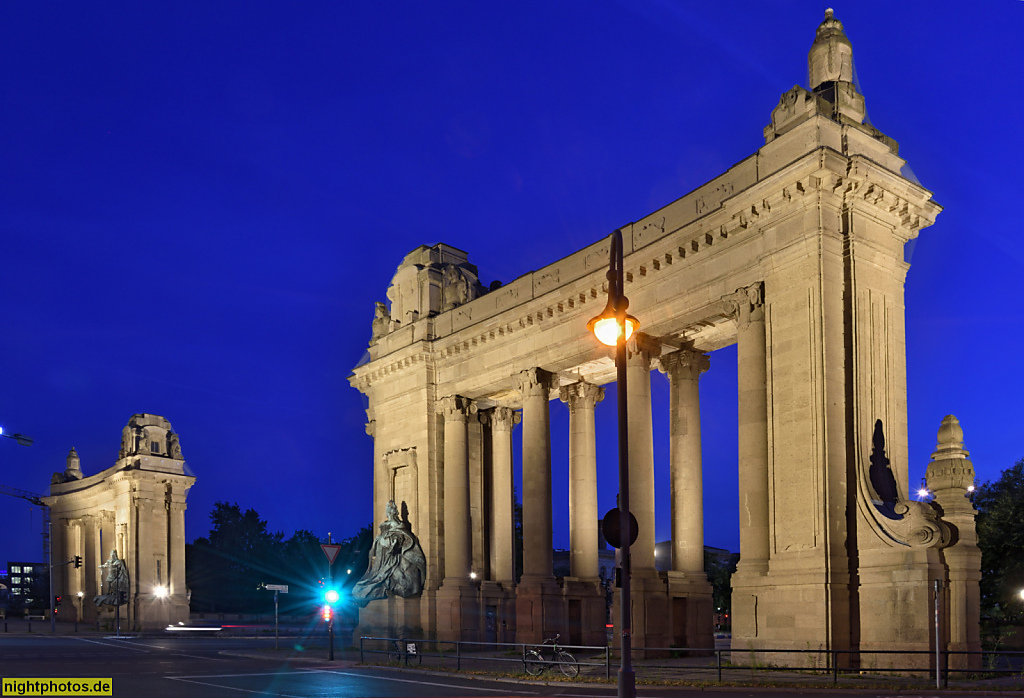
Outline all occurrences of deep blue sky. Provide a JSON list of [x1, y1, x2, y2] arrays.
[[2, 2, 1022, 566]]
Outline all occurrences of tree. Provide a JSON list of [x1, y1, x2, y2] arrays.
[[974, 459, 1024, 619]]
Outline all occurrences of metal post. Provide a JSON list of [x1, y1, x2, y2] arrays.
[[716, 649, 722, 682], [359, 636, 365, 664], [48, 521, 55, 634], [832, 649, 838, 685], [606, 645, 611, 680], [274, 590, 279, 650], [611, 229, 635, 698], [457, 640, 462, 671], [328, 618, 335, 661], [935, 579, 942, 690]]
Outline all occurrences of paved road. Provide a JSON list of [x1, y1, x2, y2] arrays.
[[0, 635, 1015, 697]]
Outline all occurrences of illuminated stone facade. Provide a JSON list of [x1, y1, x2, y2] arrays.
[[350, 11, 980, 665], [43, 414, 194, 630]]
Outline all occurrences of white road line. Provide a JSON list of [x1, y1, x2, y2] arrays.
[[72, 637, 150, 652], [165, 676, 305, 697], [307, 668, 540, 694], [169, 671, 312, 680]]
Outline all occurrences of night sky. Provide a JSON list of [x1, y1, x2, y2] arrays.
[[2, 2, 1022, 567]]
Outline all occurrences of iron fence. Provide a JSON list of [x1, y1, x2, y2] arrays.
[[358, 636, 1024, 688]]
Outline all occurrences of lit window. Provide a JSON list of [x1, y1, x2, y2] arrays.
[[23, 566, 33, 573], [11, 566, 20, 574], [12, 577, 21, 585]]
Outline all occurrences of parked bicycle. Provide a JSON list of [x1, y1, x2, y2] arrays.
[[524, 634, 579, 677], [388, 639, 422, 665]]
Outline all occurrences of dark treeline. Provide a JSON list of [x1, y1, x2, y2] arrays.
[[185, 502, 371, 614]]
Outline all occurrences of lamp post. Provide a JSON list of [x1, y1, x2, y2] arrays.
[[587, 229, 639, 698]]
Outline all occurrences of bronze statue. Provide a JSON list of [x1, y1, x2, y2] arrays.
[[94, 549, 129, 607], [351, 500, 426, 606]]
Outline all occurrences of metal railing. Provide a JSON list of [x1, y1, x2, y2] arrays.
[[358, 636, 1024, 687], [359, 636, 611, 678]]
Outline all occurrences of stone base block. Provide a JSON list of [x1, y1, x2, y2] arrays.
[[479, 581, 517, 644], [611, 569, 669, 655], [665, 571, 714, 652], [516, 576, 564, 644], [356, 594, 426, 641], [560, 577, 607, 647], [435, 583, 481, 643]]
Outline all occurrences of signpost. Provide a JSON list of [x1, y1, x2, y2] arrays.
[[321, 537, 342, 661], [265, 584, 288, 649]]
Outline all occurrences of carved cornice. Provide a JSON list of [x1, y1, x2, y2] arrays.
[[513, 367, 556, 400], [626, 332, 661, 364], [656, 349, 710, 380], [436, 395, 476, 422], [722, 282, 765, 326], [559, 381, 605, 412], [480, 406, 521, 432]]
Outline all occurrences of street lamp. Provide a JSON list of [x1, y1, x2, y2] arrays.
[[587, 228, 637, 698], [154, 585, 169, 599], [0, 426, 34, 447]]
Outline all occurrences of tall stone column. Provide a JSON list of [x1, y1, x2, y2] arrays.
[[729, 283, 769, 575], [435, 395, 480, 642], [439, 395, 475, 585], [515, 368, 555, 581], [485, 406, 520, 585], [514, 367, 563, 644], [657, 349, 714, 650], [169, 499, 189, 623], [626, 333, 660, 572], [559, 381, 604, 580], [657, 349, 710, 575]]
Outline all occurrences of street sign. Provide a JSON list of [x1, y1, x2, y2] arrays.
[[601, 507, 639, 549], [265, 584, 288, 593], [321, 544, 342, 565]]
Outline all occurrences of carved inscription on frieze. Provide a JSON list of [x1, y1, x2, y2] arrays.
[[695, 181, 735, 215]]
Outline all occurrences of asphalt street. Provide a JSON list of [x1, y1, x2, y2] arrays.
[[0, 634, 1017, 697]]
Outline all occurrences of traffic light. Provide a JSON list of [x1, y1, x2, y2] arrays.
[[73, 556, 82, 568], [321, 605, 333, 623], [324, 588, 340, 605]]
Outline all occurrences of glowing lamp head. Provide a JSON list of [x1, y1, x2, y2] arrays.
[[324, 589, 340, 604], [1019, 589, 1024, 601], [967, 485, 975, 493], [587, 297, 639, 347], [154, 585, 168, 598], [76, 591, 84, 598], [917, 488, 930, 498], [469, 571, 477, 580]]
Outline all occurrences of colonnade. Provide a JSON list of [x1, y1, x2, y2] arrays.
[[432, 285, 769, 647]]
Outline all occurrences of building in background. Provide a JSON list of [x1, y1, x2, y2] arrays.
[[42, 414, 195, 630]]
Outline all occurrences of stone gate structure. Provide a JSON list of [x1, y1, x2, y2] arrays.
[[350, 11, 980, 665], [43, 414, 194, 630]]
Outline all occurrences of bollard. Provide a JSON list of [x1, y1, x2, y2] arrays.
[[28, 622, 31, 633]]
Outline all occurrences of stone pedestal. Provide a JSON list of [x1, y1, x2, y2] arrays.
[[357, 594, 426, 640], [479, 580, 517, 644], [560, 577, 606, 647], [516, 577, 564, 645], [436, 584, 481, 643], [665, 571, 714, 651], [611, 570, 669, 654]]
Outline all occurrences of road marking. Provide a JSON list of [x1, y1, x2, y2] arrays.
[[72, 637, 150, 652], [307, 669, 540, 694], [166, 676, 305, 697], [169, 671, 313, 680]]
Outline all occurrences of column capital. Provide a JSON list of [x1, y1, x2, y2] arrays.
[[722, 281, 765, 325], [656, 349, 710, 381], [513, 367, 556, 399], [559, 381, 605, 412], [437, 395, 476, 422], [481, 406, 521, 431]]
